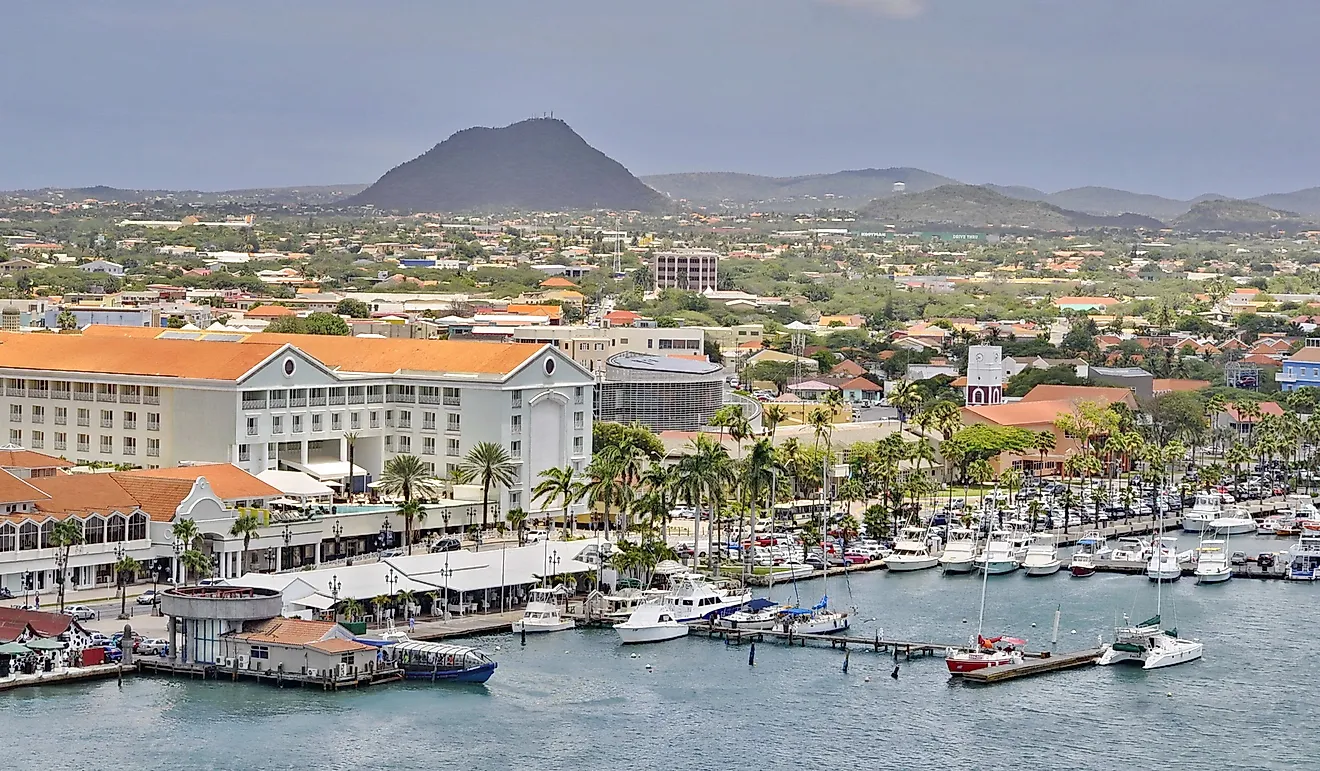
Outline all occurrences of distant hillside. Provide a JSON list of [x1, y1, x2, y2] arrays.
[[859, 184, 1162, 231], [1040, 186, 1193, 220], [983, 184, 1047, 201], [642, 167, 959, 209], [1251, 187, 1320, 217], [1, 184, 367, 205], [346, 118, 664, 213], [1171, 199, 1311, 233]]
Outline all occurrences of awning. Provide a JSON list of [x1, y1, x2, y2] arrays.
[[281, 460, 368, 482], [257, 469, 337, 497], [24, 638, 63, 650], [0, 642, 29, 654], [290, 593, 337, 610]]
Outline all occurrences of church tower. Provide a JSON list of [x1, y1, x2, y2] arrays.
[[965, 345, 1004, 406]]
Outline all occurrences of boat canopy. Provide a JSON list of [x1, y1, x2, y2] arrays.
[[742, 598, 778, 612], [811, 595, 828, 611], [378, 640, 494, 666]]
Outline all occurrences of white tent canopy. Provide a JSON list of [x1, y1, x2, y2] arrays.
[[281, 459, 368, 482], [256, 470, 336, 499]]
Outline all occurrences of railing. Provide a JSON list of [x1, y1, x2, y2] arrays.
[[147, 420, 160, 432], [447, 421, 461, 433], [120, 392, 139, 404], [100, 418, 113, 429], [309, 395, 327, 407], [30, 438, 43, 449], [247, 425, 258, 436], [31, 414, 43, 424], [367, 391, 384, 404], [242, 400, 267, 411], [443, 396, 460, 407], [270, 395, 288, 408], [351, 416, 361, 430], [54, 415, 66, 426], [126, 420, 139, 431], [329, 393, 346, 406], [123, 445, 136, 456], [512, 424, 523, 435], [7, 412, 19, 424], [29, 389, 48, 400], [398, 419, 411, 429], [54, 438, 66, 451], [77, 417, 90, 427], [77, 443, 90, 453], [349, 393, 365, 405], [419, 393, 441, 405], [97, 392, 116, 403], [291, 395, 308, 408], [144, 394, 160, 405], [370, 417, 380, 429], [146, 444, 160, 457], [73, 391, 93, 402], [52, 389, 70, 401], [423, 421, 436, 432], [5, 386, 23, 397]]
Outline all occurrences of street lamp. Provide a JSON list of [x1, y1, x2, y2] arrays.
[[384, 568, 398, 596], [113, 543, 128, 620], [332, 520, 343, 558], [329, 574, 341, 601], [547, 550, 561, 587], [439, 553, 453, 622], [281, 524, 293, 569], [377, 517, 393, 554], [172, 539, 184, 585], [53, 548, 68, 614]]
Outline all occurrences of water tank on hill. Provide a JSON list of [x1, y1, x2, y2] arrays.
[[892, 181, 907, 194]]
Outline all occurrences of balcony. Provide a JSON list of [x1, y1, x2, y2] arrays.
[[329, 392, 346, 406], [96, 391, 117, 403], [29, 389, 48, 400], [419, 392, 440, 405], [100, 419, 113, 429], [5, 386, 24, 398], [147, 420, 160, 432], [73, 390, 94, 402], [367, 390, 385, 405], [348, 390, 365, 405], [443, 396, 461, 407], [146, 444, 160, 457], [144, 393, 160, 405], [309, 395, 327, 407], [270, 395, 288, 408], [52, 389, 70, 401], [77, 417, 90, 428], [120, 390, 140, 404], [1276, 372, 1298, 383], [54, 415, 66, 426], [242, 399, 267, 411], [290, 395, 308, 408]]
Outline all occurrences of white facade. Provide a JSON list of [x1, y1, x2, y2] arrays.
[[512, 326, 704, 373]]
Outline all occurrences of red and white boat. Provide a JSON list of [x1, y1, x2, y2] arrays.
[[946, 635, 1025, 673]]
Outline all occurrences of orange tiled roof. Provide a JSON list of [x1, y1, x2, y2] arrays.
[[115, 464, 280, 501], [26, 473, 140, 518], [305, 637, 373, 654], [964, 398, 1093, 427], [504, 303, 562, 318], [0, 331, 281, 380], [0, 469, 51, 505], [539, 277, 577, 288], [1152, 378, 1211, 393], [1020, 385, 1132, 403], [231, 618, 338, 645], [245, 305, 296, 318], [0, 449, 74, 470], [107, 476, 194, 521]]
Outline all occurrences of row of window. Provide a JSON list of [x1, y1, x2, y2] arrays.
[[240, 385, 471, 409], [9, 406, 160, 430], [9, 430, 159, 456], [3, 379, 160, 404], [0, 512, 148, 552]]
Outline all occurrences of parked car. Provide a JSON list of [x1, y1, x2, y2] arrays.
[[429, 537, 462, 553], [136, 590, 159, 606], [136, 638, 169, 656], [65, 605, 97, 621], [1230, 551, 1248, 566], [804, 555, 828, 570], [842, 552, 871, 565], [524, 529, 548, 543]]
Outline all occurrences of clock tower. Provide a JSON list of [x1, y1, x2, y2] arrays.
[[966, 345, 1004, 406]]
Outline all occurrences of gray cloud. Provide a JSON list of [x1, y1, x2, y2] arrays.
[[818, 0, 928, 18]]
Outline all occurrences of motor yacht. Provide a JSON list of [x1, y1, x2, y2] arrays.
[[1182, 492, 1223, 532], [1097, 615, 1203, 669], [1109, 536, 1152, 564], [973, 530, 1020, 575], [614, 600, 689, 644], [511, 586, 576, 634], [884, 526, 940, 572], [665, 575, 751, 622], [1193, 539, 1232, 584], [939, 528, 979, 574], [1146, 537, 1182, 582], [1207, 512, 1257, 536], [1287, 531, 1320, 581], [1069, 531, 1105, 577], [715, 598, 783, 631], [1022, 534, 1062, 576]]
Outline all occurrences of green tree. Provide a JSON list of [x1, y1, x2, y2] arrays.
[[454, 442, 518, 535], [506, 507, 528, 546], [51, 519, 85, 614], [335, 298, 372, 318], [229, 511, 262, 576], [56, 310, 79, 331], [303, 312, 351, 335], [532, 465, 582, 537], [114, 554, 142, 620], [180, 549, 211, 586], [378, 454, 440, 554]]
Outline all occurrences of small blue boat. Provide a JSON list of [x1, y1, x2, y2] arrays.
[[357, 638, 498, 683]]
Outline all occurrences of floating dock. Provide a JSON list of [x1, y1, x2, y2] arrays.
[[957, 648, 1102, 684], [0, 663, 128, 692], [135, 658, 403, 690]]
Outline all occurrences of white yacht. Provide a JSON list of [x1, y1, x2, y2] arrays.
[[1069, 531, 1105, 577], [1007, 528, 1035, 563], [1182, 492, 1224, 532], [973, 530, 1020, 575], [939, 528, 979, 574], [715, 598, 783, 631], [614, 601, 688, 644], [666, 575, 751, 622], [511, 586, 575, 634], [1207, 510, 1258, 536], [1097, 614, 1203, 669], [1109, 536, 1152, 564], [1146, 537, 1182, 582], [885, 526, 940, 572], [1287, 531, 1320, 580], [1193, 539, 1232, 584], [1022, 534, 1062, 576]]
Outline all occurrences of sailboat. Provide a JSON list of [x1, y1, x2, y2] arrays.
[[719, 476, 788, 630], [781, 456, 850, 634], [1098, 503, 1203, 669], [946, 531, 1024, 674]]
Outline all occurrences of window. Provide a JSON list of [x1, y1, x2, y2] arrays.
[[8, 430, 19, 444], [30, 405, 43, 424], [100, 435, 113, 454], [123, 436, 136, 456], [331, 413, 342, 431], [573, 436, 584, 455], [85, 517, 105, 545], [384, 436, 393, 451], [446, 463, 458, 477], [573, 411, 584, 430], [147, 438, 160, 457], [55, 406, 67, 425], [370, 411, 380, 429], [250, 645, 270, 660], [128, 512, 146, 540], [511, 390, 522, 408], [422, 437, 436, 455], [144, 386, 160, 405], [423, 412, 436, 431], [510, 440, 521, 459], [447, 413, 461, 432], [267, 443, 277, 461], [272, 416, 283, 434], [510, 415, 522, 435], [54, 432, 66, 451], [123, 411, 136, 430], [8, 405, 20, 423], [351, 412, 361, 430], [101, 409, 114, 429], [30, 430, 42, 449], [442, 387, 460, 407], [247, 417, 258, 436], [398, 436, 411, 453], [238, 444, 251, 462], [292, 415, 303, 434], [18, 522, 38, 550], [575, 386, 584, 404], [0, 522, 12, 552], [106, 514, 126, 542], [78, 433, 90, 453], [77, 408, 90, 427], [312, 414, 323, 432], [509, 491, 521, 509], [147, 412, 160, 431], [398, 410, 411, 429], [446, 438, 460, 456], [647, 339, 654, 349]]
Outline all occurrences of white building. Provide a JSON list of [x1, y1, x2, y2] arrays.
[[0, 328, 595, 518], [511, 326, 704, 374], [652, 249, 719, 292]]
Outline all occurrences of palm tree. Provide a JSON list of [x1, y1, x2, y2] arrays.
[[454, 442, 518, 535], [397, 499, 425, 555], [114, 554, 142, 620], [637, 462, 677, 540], [675, 435, 734, 572], [928, 400, 962, 441], [51, 519, 85, 613], [741, 437, 780, 567], [394, 589, 416, 620], [229, 511, 261, 576], [379, 454, 440, 553], [506, 507, 529, 545], [180, 549, 211, 585], [999, 467, 1023, 507], [763, 404, 789, 440], [808, 407, 833, 452], [170, 517, 200, 549], [582, 456, 630, 542], [888, 379, 924, 432], [342, 431, 360, 497], [371, 594, 392, 624], [532, 465, 581, 538], [1032, 430, 1057, 479], [341, 598, 364, 622]]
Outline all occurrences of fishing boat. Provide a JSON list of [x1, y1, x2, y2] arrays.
[[1146, 537, 1183, 582], [1022, 533, 1062, 576], [511, 586, 575, 634], [665, 574, 750, 622], [1287, 531, 1320, 581], [373, 640, 498, 683], [1193, 538, 1232, 584], [939, 528, 979, 574], [884, 525, 940, 572], [1207, 508, 1257, 536], [1069, 531, 1105, 577], [1181, 492, 1223, 532], [973, 530, 1020, 575], [1109, 536, 1152, 564], [946, 535, 1024, 674], [614, 600, 688, 644]]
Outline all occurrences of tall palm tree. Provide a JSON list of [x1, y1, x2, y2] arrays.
[[638, 462, 677, 541], [180, 549, 211, 586], [741, 438, 780, 566], [1032, 430, 1057, 479], [114, 554, 142, 620], [170, 517, 201, 583], [596, 430, 656, 532], [398, 499, 425, 554], [763, 404, 788, 440], [532, 465, 582, 538], [454, 442, 518, 535], [51, 519, 85, 613], [378, 454, 440, 555], [808, 407, 833, 452], [583, 456, 630, 542], [342, 431, 359, 497], [888, 379, 924, 432], [676, 435, 734, 572], [229, 511, 261, 576]]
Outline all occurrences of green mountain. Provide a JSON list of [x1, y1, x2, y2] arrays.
[[642, 167, 959, 210], [1041, 186, 1193, 220], [346, 118, 666, 213], [859, 184, 1163, 231], [1250, 187, 1320, 217], [1171, 199, 1311, 232]]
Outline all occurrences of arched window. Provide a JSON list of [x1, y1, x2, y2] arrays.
[[85, 516, 105, 545], [128, 511, 147, 541], [18, 521, 38, 550], [107, 513, 126, 543], [0, 522, 14, 552], [39, 520, 54, 549]]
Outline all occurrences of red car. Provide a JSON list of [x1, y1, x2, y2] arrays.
[[842, 552, 871, 565]]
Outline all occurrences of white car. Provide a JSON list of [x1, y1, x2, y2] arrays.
[[136, 637, 169, 656], [524, 529, 548, 543], [65, 605, 96, 621]]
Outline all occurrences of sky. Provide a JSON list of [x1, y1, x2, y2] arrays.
[[2, 0, 1317, 198]]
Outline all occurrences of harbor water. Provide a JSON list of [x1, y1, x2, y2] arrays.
[[5, 534, 1316, 771]]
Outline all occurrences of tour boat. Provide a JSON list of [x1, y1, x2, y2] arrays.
[[1069, 531, 1105, 577], [973, 530, 1020, 575], [373, 640, 498, 683], [716, 598, 783, 631], [1193, 538, 1232, 584], [1287, 531, 1320, 581], [939, 528, 979, 574], [665, 574, 751, 622], [511, 586, 575, 634], [614, 600, 689, 644], [1181, 492, 1223, 532], [1097, 615, 1203, 670], [884, 526, 940, 572], [1146, 537, 1183, 582], [1022, 534, 1062, 577]]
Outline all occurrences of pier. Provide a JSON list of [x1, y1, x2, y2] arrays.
[[135, 658, 403, 691], [0, 663, 128, 692], [957, 648, 1102, 684]]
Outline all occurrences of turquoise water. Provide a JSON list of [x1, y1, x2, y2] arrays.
[[333, 504, 398, 514], [7, 534, 1316, 771]]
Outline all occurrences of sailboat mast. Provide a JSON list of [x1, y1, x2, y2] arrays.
[[976, 530, 991, 640], [821, 453, 829, 601]]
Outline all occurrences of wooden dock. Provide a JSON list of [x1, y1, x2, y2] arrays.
[[691, 620, 957, 659], [957, 648, 1102, 684], [0, 663, 128, 692], [135, 658, 403, 691]]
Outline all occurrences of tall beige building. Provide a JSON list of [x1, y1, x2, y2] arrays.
[[652, 249, 719, 292]]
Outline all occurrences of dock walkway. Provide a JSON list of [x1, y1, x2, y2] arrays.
[[958, 648, 1102, 684], [0, 662, 127, 692]]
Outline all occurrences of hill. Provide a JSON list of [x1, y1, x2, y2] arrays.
[[1250, 187, 1320, 217], [0, 184, 367, 205], [1039, 186, 1193, 220], [642, 167, 959, 209], [859, 184, 1162, 231], [983, 184, 1047, 201], [1171, 199, 1311, 233], [345, 118, 664, 213]]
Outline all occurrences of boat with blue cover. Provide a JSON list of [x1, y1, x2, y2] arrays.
[[357, 638, 498, 683]]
